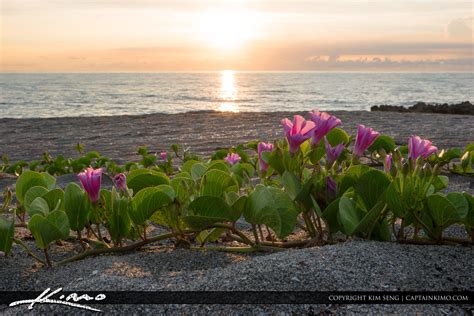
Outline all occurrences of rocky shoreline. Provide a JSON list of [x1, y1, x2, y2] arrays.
[[371, 101, 474, 115]]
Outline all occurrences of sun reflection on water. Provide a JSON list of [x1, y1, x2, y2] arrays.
[[218, 70, 239, 112]]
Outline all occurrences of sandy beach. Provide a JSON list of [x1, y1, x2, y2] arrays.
[[1, 110, 473, 314]]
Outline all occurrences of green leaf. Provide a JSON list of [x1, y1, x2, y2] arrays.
[[462, 192, 474, 227], [446, 192, 469, 219], [322, 198, 341, 233], [281, 171, 301, 200], [108, 190, 131, 244], [207, 161, 230, 173], [191, 163, 208, 181], [126, 169, 170, 194], [368, 135, 396, 153], [326, 128, 350, 146], [354, 201, 386, 238], [171, 177, 194, 205], [338, 165, 371, 195], [130, 187, 173, 225], [24, 186, 49, 212], [28, 210, 70, 249], [28, 197, 50, 217], [42, 188, 65, 212], [0, 216, 14, 255], [338, 196, 365, 235], [200, 169, 238, 198], [426, 194, 463, 229], [244, 185, 298, 239], [182, 196, 234, 229], [64, 183, 90, 231], [181, 160, 200, 174], [354, 169, 390, 210], [432, 175, 449, 191], [384, 182, 406, 218], [15, 171, 49, 204], [262, 148, 285, 175]]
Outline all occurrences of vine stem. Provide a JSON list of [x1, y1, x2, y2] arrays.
[[211, 223, 255, 246], [43, 248, 52, 267], [57, 230, 196, 266], [13, 238, 46, 265]]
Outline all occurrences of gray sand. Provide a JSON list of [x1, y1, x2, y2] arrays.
[[1, 111, 473, 314]]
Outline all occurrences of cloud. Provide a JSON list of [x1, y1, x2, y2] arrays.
[[446, 17, 473, 39], [303, 55, 474, 71]]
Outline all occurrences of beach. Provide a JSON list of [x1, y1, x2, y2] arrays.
[[1, 110, 473, 314], [1, 110, 473, 164]]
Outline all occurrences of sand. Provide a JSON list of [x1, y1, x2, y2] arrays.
[[1, 110, 473, 314]]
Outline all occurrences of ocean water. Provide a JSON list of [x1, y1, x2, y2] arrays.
[[0, 72, 472, 118]]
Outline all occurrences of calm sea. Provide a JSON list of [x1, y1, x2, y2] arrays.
[[0, 72, 472, 118]]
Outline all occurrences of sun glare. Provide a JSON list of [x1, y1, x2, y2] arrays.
[[218, 70, 239, 112], [198, 11, 260, 50]]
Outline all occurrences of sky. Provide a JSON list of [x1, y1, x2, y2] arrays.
[[1, 0, 473, 72]]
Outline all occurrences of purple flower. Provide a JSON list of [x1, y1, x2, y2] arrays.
[[408, 135, 438, 160], [281, 115, 316, 154], [325, 138, 344, 167], [353, 124, 380, 157], [224, 153, 241, 165], [78, 167, 102, 204], [384, 154, 392, 173], [326, 176, 338, 200], [113, 173, 128, 192], [309, 110, 342, 145], [258, 142, 274, 172], [160, 151, 168, 161]]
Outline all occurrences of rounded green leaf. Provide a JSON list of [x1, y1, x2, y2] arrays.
[[15, 171, 49, 204], [130, 187, 173, 225], [326, 128, 350, 146], [126, 169, 170, 194], [64, 183, 90, 231], [28, 197, 50, 217], [338, 196, 366, 235], [182, 196, 234, 229], [244, 185, 298, 239], [0, 216, 14, 255], [28, 210, 70, 249], [191, 163, 208, 181], [354, 169, 390, 210], [427, 194, 462, 228], [200, 169, 238, 197]]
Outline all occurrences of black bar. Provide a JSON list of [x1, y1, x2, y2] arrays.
[[1, 291, 472, 305]]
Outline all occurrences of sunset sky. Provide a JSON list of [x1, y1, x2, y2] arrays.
[[1, 0, 473, 72]]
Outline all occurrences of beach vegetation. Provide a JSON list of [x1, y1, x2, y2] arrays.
[[0, 110, 473, 267]]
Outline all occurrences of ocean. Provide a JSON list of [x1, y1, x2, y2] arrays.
[[0, 72, 472, 118]]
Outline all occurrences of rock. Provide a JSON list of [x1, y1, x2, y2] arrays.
[[371, 101, 474, 115]]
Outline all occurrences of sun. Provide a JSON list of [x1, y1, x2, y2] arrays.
[[197, 10, 260, 50]]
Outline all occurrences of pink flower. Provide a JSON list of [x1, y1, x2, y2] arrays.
[[281, 115, 316, 154], [78, 167, 102, 204], [224, 153, 241, 165], [384, 154, 392, 173], [353, 124, 380, 157], [309, 110, 342, 145], [160, 151, 168, 161], [325, 138, 344, 166], [258, 142, 274, 172], [113, 173, 128, 192], [408, 135, 438, 160]]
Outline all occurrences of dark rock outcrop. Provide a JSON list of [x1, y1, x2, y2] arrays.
[[371, 101, 473, 115]]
